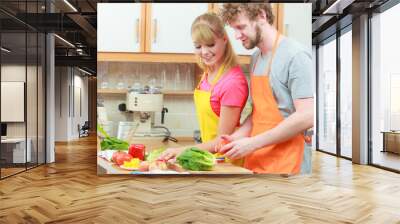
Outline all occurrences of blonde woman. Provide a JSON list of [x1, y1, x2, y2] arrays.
[[160, 13, 248, 161]]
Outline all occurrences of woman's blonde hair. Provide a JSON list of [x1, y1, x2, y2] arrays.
[[191, 13, 238, 75]]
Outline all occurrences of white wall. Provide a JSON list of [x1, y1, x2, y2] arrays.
[[71, 73, 89, 138], [55, 67, 89, 141], [55, 67, 69, 141], [283, 3, 312, 52], [1, 65, 30, 138]]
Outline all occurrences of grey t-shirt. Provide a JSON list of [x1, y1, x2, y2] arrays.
[[250, 37, 313, 118]]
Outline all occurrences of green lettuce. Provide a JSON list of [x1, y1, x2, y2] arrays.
[[177, 148, 215, 171]]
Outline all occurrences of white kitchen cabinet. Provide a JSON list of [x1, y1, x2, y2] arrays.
[[148, 3, 209, 53], [97, 3, 143, 52], [282, 3, 312, 51]]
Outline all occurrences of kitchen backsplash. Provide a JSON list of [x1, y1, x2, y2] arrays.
[[98, 62, 198, 137], [98, 62, 195, 91], [98, 62, 252, 138]]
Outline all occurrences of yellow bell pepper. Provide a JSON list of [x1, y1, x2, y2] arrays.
[[123, 158, 141, 168]]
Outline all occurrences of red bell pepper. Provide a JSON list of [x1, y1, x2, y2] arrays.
[[129, 144, 146, 160]]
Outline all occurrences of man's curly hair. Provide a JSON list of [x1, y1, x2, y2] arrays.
[[219, 3, 274, 25]]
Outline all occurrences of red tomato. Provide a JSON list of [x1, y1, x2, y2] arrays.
[[129, 144, 146, 160], [118, 153, 133, 166], [112, 151, 125, 163], [112, 151, 133, 166]]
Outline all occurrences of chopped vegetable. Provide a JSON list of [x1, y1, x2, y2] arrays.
[[146, 148, 166, 162], [139, 161, 150, 172], [176, 147, 215, 171], [123, 158, 141, 168], [148, 160, 168, 171], [112, 151, 133, 166]]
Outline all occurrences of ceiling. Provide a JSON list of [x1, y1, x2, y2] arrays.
[[0, 0, 395, 75], [0, 0, 99, 73], [311, 0, 391, 43]]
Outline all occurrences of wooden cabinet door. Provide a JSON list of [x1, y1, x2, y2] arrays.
[[97, 3, 144, 52], [146, 3, 209, 53]]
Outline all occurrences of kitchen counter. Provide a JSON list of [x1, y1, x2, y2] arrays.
[[97, 137, 253, 175]]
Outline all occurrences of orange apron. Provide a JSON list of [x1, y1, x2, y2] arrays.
[[244, 33, 305, 174]]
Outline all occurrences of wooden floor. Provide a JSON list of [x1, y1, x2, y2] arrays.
[[373, 150, 400, 171], [1, 163, 45, 178], [1, 167, 25, 178], [1, 136, 400, 223]]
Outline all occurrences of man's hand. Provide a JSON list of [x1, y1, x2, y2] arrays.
[[219, 137, 258, 160]]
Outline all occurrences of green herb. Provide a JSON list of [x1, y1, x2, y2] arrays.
[[97, 123, 110, 138], [98, 124, 129, 151]]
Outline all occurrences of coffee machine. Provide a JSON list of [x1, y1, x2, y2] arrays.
[[126, 87, 167, 137]]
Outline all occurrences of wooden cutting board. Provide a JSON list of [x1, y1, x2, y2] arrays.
[[97, 156, 253, 175], [188, 163, 253, 174], [97, 137, 253, 175]]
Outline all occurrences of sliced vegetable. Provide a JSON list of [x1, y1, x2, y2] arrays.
[[176, 147, 215, 171], [139, 161, 150, 172], [146, 148, 166, 162], [148, 160, 168, 171], [214, 138, 234, 163], [123, 158, 141, 168], [112, 151, 133, 166]]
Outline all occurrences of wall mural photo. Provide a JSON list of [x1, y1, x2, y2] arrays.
[[96, 2, 313, 175]]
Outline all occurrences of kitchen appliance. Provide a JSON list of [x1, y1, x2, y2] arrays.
[[126, 86, 169, 138]]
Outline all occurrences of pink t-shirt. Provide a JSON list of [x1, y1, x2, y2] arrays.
[[198, 65, 249, 116]]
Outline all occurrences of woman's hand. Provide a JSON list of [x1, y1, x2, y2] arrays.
[[219, 137, 258, 160], [158, 147, 186, 162], [214, 135, 234, 152]]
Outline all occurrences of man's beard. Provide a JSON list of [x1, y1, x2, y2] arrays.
[[244, 25, 262, 50]]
